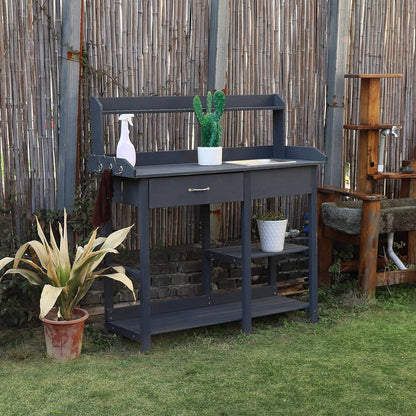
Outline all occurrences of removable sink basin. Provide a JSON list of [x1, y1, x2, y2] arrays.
[[225, 158, 296, 166], [322, 198, 416, 234]]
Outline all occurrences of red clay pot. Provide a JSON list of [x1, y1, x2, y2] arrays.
[[40, 307, 89, 361]]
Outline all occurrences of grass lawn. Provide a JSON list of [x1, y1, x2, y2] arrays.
[[1, 284, 416, 416]]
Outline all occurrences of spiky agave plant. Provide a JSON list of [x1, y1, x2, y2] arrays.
[[0, 209, 135, 320], [193, 90, 225, 147]]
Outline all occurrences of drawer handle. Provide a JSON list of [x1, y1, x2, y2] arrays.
[[188, 187, 210, 192]]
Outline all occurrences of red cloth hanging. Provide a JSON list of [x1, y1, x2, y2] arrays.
[[92, 169, 113, 228]]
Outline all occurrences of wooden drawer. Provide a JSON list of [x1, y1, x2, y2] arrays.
[[149, 173, 244, 208], [250, 166, 313, 198]]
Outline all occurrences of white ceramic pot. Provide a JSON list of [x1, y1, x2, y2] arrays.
[[257, 219, 288, 252], [197, 146, 222, 166]]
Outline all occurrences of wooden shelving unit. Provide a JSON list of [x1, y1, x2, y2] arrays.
[[344, 73, 403, 194], [319, 73, 416, 295]]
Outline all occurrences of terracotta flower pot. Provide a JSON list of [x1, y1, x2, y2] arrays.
[[40, 307, 89, 361]]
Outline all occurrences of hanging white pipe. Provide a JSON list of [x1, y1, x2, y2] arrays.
[[378, 126, 401, 173], [386, 232, 407, 270], [378, 132, 386, 172]]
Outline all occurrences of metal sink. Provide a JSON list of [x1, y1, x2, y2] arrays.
[[225, 158, 296, 166]]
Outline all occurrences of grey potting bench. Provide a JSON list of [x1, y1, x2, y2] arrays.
[[88, 94, 326, 353]]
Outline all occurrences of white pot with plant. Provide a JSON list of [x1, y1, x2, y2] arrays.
[[193, 90, 226, 166], [256, 211, 288, 252], [0, 209, 136, 360]]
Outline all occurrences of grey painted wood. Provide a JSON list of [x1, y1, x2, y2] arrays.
[[90, 97, 104, 155], [138, 179, 151, 353], [88, 94, 287, 179], [308, 166, 319, 322], [285, 146, 327, 162], [93, 94, 284, 114], [106, 286, 280, 321], [208, 0, 229, 92], [324, 0, 351, 186], [241, 171, 252, 334], [103, 158, 321, 349], [89, 93, 323, 351], [107, 296, 309, 337], [269, 257, 278, 292], [206, 243, 308, 265], [136, 159, 315, 179], [57, 0, 83, 211], [250, 166, 313, 199], [89, 146, 275, 171], [148, 173, 244, 208], [201, 204, 212, 295]]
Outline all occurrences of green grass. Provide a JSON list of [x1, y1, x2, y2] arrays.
[[1, 285, 416, 416]]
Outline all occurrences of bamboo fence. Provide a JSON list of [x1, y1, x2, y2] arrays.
[[1, 0, 416, 249], [345, 0, 416, 199], [0, 0, 60, 249]]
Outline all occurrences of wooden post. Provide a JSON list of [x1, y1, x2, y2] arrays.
[[358, 200, 381, 295], [317, 189, 338, 286], [400, 160, 416, 264], [57, 0, 84, 211], [208, 0, 229, 92], [358, 78, 381, 193], [208, 0, 230, 241], [324, 0, 351, 186]]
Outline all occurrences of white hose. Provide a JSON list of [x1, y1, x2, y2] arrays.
[[386, 232, 407, 270], [378, 134, 386, 172]]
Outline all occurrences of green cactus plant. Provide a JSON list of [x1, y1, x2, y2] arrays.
[[193, 90, 226, 147]]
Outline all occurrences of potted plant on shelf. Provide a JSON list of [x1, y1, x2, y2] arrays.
[[0, 209, 135, 360], [255, 211, 288, 252], [193, 89, 226, 165]]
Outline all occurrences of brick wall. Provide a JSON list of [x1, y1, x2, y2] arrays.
[[81, 236, 309, 312]]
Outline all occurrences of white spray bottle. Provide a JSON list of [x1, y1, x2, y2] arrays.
[[116, 114, 136, 166]]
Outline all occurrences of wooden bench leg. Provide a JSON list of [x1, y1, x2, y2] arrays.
[[400, 161, 416, 265], [317, 190, 337, 287], [318, 232, 333, 286], [357, 200, 381, 296]]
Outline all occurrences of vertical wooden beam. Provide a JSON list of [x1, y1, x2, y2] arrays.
[[207, 0, 229, 92], [358, 78, 380, 193], [324, 0, 351, 186], [317, 189, 338, 286], [57, 0, 84, 211], [400, 160, 416, 264], [358, 200, 381, 296], [359, 78, 381, 123]]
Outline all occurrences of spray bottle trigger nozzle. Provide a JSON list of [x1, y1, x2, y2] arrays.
[[119, 114, 134, 126]]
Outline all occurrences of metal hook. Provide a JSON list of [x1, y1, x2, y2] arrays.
[[114, 165, 124, 175], [94, 162, 103, 173]]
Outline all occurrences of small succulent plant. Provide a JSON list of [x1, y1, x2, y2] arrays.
[[255, 211, 287, 221]]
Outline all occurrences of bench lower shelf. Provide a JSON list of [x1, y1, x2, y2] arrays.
[[105, 294, 309, 341], [205, 242, 308, 264]]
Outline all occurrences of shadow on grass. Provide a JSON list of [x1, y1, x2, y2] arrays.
[[1, 282, 415, 360]]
